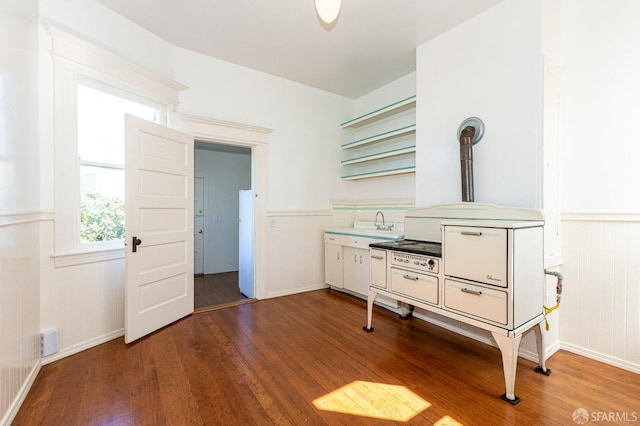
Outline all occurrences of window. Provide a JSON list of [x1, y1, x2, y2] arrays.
[[49, 25, 186, 263], [77, 83, 159, 244]]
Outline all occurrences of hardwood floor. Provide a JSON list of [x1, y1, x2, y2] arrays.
[[14, 289, 639, 425], [194, 272, 249, 311]]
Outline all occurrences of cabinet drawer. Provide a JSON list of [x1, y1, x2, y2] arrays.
[[390, 267, 438, 305], [444, 226, 508, 287], [324, 233, 343, 244], [370, 249, 387, 289], [342, 236, 375, 250], [444, 279, 507, 325]]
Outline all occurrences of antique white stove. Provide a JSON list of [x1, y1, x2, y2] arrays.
[[366, 202, 551, 404]]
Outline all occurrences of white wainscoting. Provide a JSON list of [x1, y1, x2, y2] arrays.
[[38, 210, 332, 366], [560, 214, 640, 373], [266, 212, 333, 298], [39, 220, 125, 364], [0, 214, 41, 425]]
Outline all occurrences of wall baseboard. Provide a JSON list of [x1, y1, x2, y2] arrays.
[[560, 342, 640, 374], [41, 329, 124, 365], [266, 283, 329, 299]]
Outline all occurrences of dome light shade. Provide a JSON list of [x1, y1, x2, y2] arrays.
[[315, 0, 341, 24]]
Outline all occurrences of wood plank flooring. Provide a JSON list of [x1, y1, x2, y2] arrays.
[[194, 272, 249, 310], [14, 289, 640, 425]]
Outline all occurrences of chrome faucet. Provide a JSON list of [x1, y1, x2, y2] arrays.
[[375, 210, 393, 231]]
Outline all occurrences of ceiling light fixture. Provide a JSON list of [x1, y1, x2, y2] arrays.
[[315, 0, 341, 24]]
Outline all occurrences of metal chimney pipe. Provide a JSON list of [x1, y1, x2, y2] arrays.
[[456, 117, 485, 203], [459, 126, 476, 202]]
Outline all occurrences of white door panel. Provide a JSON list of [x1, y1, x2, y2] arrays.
[[125, 115, 194, 344]]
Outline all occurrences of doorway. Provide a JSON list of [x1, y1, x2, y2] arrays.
[[172, 113, 271, 303], [193, 140, 252, 311]]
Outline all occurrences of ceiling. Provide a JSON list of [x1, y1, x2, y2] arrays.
[[95, 0, 503, 99]]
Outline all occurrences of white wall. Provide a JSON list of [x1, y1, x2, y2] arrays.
[[0, 1, 42, 424], [416, 0, 543, 208], [550, 0, 640, 372], [195, 147, 251, 274], [173, 47, 358, 299], [1, 1, 41, 211], [557, 0, 640, 212], [174, 48, 353, 212]]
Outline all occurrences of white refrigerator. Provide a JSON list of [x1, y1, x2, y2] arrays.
[[238, 189, 254, 298]]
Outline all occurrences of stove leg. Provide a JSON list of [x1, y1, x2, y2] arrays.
[[533, 321, 551, 376], [492, 332, 523, 405], [363, 290, 377, 332]]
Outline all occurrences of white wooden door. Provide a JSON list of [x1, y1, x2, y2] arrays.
[[125, 115, 194, 344], [194, 177, 204, 275]]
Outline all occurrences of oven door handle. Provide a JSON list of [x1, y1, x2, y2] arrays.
[[403, 274, 419, 281], [461, 231, 482, 236]]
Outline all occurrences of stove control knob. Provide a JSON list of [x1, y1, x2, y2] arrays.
[[420, 261, 427, 266], [428, 259, 435, 270], [404, 259, 409, 263], [414, 260, 420, 265]]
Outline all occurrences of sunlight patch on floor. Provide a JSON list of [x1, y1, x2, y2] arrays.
[[435, 415, 465, 425], [312, 380, 431, 422]]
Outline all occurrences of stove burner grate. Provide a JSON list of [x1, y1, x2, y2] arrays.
[[369, 239, 442, 257]]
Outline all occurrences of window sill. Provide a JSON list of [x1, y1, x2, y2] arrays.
[[52, 247, 125, 268]]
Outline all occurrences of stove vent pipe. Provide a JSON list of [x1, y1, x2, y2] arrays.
[[456, 117, 485, 202]]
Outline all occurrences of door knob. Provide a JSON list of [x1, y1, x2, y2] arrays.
[[132, 237, 142, 253], [198, 229, 203, 234]]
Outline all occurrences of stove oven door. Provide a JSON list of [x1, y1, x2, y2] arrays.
[[444, 226, 508, 287], [390, 267, 438, 306]]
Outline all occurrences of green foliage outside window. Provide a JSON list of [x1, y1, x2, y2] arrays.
[[80, 193, 125, 242]]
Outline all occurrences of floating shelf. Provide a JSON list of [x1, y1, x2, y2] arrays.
[[342, 125, 416, 150], [341, 95, 416, 129], [341, 146, 416, 166], [340, 95, 416, 181], [342, 166, 416, 181]]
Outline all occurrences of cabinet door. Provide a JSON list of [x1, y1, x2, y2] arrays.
[[356, 248, 371, 295], [344, 247, 370, 295], [324, 243, 343, 288], [370, 249, 387, 289]]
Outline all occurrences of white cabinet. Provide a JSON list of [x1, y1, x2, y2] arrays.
[[324, 232, 398, 297], [340, 96, 416, 180], [324, 235, 343, 288], [344, 247, 370, 295], [370, 249, 387, 289], [442, 222, 544, 330]]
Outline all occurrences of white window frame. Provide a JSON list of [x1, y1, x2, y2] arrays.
[[77, 78, 162, 249], [48, 26, 187, 265]]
